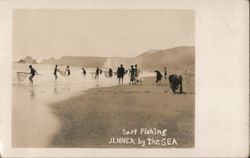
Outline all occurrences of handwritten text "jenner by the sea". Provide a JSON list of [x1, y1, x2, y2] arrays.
[[108, 128, 178, 147]]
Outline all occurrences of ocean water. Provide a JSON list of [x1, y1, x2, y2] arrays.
[[12, 63, 154, 147]]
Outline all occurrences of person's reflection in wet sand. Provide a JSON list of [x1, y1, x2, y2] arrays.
[[30, 90, 35, 98], [54, 88, 57, 94], [96, 78, 100, 87], [29, 87, 36, 108], [54, 80, 58, 95], [29, 84, 35, 99]]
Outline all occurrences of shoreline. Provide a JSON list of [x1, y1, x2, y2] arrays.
[[48, 75, 195, 148], [11, 63, 123, 147]]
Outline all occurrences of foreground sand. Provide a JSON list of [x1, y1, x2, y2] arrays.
[[49, 74, 194, 148]]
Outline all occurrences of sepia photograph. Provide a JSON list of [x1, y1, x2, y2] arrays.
[[0, 0, 248, 157], [12, 9, 195, 148]]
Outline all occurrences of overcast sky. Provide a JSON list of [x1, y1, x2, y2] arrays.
[[13, 9, 194, 61]]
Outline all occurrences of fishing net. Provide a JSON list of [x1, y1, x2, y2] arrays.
[[90, 72, 96, 79], [59, 69, 66, 77], [16, 72, 28, 82]]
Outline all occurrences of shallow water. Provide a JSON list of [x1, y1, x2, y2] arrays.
[[12, 63, 154, 147]]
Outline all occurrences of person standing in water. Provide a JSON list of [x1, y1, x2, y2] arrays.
[[134, 64, 140, 83], [54, 65, 59, 80], [134, 64, 138, 76], [108, 68, 113, 77], [125, 69, 128, 74], [164, 67, 167, 80], [65, 65, 71, 76], [117, 64, 125, 84], [28, 65, 38, 84], [129, 65, 135, 84], [95, 67, 100, 79], [81, 67, 86, 76]]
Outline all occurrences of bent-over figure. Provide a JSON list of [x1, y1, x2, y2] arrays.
[[168, 74, 183, 93]]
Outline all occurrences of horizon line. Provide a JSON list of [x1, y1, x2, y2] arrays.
[[14, 45, 195, 62]]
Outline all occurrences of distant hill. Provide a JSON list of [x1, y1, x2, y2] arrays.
[[135, 46, 195, 72], [40, 56, 108, 68], [17, 59, 25, 64], [17, 56, 37, 64], [41, 57, 57, 64], [103, 46, 194, 71]]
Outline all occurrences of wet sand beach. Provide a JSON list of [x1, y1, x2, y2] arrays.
[[49, 74, 195, 148]]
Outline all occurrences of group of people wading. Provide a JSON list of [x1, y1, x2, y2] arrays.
[[95, 64, 141, 85], [23, 64, 184, 93], [54, 65, 71, 80]]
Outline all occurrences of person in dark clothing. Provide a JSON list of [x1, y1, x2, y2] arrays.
[[95, 67, 100, 79], [29, 65, 38, 84], [164, 67, 167, 80], [116, 67, 119, 77], [134, 64, 138, 78], [108, 68, 113, 77], [82, 67, 86, 76], [129, 65, 135, 84], [54, 65, 59, 80], [134, 64, 138, 83], [168, 74, 183, 93], [65, 65, 70, 76], [117, 64, 125, 84], [154, 70, 162, 84]]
